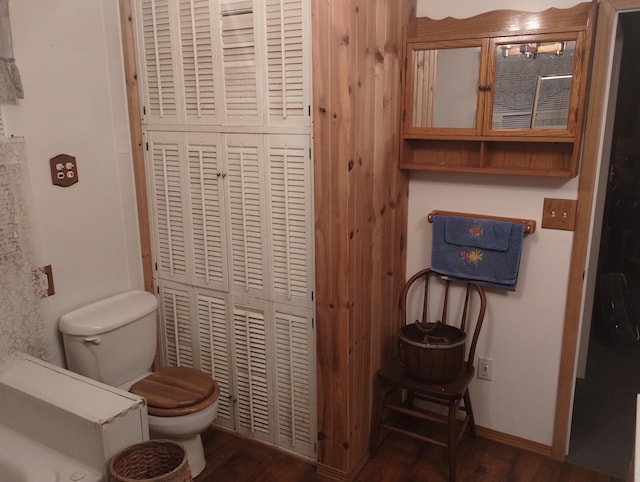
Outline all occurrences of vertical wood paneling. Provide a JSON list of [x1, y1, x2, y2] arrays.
[[313, 0, 351, 473], [371, 0, 413, 370], [348, 0, 373, 471], [119, 0, 154, 295], [312, 0, 414, 479]]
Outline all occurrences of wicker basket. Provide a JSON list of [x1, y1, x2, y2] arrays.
[[109, 440, 192, 482]]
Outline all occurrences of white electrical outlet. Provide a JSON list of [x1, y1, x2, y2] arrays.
[[477, 357, 493, 381]]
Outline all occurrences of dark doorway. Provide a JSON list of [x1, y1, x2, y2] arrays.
[[568, 11, 640, 480]]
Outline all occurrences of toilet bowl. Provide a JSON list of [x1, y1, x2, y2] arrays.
[[58, 290, 218, 477], [128, 366, 219, 476]]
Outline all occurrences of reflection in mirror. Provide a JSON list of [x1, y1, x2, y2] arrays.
[[411, 47, 481, 129], [492, 41, 576, 129], [532, 74, 573, 128]]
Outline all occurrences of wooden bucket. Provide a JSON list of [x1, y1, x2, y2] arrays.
[[399, 322, 466, 383]]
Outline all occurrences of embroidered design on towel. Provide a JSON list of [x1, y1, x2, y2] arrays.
[[460, 249, 483, 266], [462, 223, 485, 265], [468, 225, 483, 238]]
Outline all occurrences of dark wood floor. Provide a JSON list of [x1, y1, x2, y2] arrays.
[[195, 427, 622, 482]]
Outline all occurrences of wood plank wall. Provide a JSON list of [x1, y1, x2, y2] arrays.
[[312, 1, 415, 479]]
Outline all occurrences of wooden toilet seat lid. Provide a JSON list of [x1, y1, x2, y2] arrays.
[[130, 367, 219, 417]]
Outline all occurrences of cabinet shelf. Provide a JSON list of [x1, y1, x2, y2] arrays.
[[403, 133, 576, 143], [401, 139, 577, 177]]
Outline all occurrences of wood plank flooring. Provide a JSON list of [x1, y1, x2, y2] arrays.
[[195, 428, 623, 482]]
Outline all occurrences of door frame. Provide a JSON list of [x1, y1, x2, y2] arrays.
[[552, 0, 640, 459]]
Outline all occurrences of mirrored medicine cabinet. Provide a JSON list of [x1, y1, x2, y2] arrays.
[[400, 2, 596, 177]]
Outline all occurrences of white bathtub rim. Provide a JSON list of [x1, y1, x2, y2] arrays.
[[0, 424, 102, 482]]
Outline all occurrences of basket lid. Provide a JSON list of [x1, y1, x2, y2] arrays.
[[400, 322, 465, 347]]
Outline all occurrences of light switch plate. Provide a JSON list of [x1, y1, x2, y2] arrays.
[[542, 198, 577, 231]]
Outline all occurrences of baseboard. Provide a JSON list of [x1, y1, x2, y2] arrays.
[[476, 425, 552, 457], [316, 452, 369, 481], [316, 463, 348, 481]]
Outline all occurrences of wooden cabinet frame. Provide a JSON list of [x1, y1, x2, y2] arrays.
[[399, 2, 597, 177]]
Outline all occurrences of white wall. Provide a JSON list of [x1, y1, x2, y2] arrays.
[[413, 0, 583, 446], [3, 0, 142, 366]]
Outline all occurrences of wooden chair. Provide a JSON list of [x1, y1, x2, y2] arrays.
[[369, 268, 487, 482]]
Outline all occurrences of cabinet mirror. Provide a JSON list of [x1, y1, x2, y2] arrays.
[[410, 46, 481, 129], [491, 40, 576, 130]]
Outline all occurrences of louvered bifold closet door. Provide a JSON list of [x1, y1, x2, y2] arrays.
[[146, 131, 190, 284], [195, 288, 234, 428], [232, 301, 271, 443], [136, 0, 180, 125], [187, 132, 229, 291], [219, 0, 263, 125], [135, 0, 223, 125], [273, 305, 315, 457], [225, 134, 268, 298], [267, 135, 313, 307], [158, 281, 195, 367], [178, 0, 223, 125], [263, 0, 310, 126], [133, 0, 316, 459]]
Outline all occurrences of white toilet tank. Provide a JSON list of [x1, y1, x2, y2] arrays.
[[59, 290, 158, 388]]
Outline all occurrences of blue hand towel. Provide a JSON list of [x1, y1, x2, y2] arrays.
[[431, 216, 525, 291]]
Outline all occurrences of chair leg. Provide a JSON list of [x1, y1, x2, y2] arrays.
[[463, 390, 477, 438], [447, 400, 457, 482]]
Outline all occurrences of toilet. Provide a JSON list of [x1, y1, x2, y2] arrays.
[[58, 289, 218, 477]]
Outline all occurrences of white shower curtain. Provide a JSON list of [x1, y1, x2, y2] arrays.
[[0, 138, 46, 364], [0, 1, 46, 364]]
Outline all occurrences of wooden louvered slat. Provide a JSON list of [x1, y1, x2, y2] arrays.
[[138, 0, 178, 123], [274, 308, 314, 456], [187, 133, 228, 291], [196, 290, 233, 426], [178, 0, 220, 124], [226, 135, 265, 294], [220, 1, 260, 123], [265, 0, 307, 124], [148, 132, 188, 282], [268, 135, 311, 306], [233, 306, 270, 439], [159, 283, 194, 368]]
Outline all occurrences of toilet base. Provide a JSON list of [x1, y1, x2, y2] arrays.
[[150, 432, 206, 477]]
